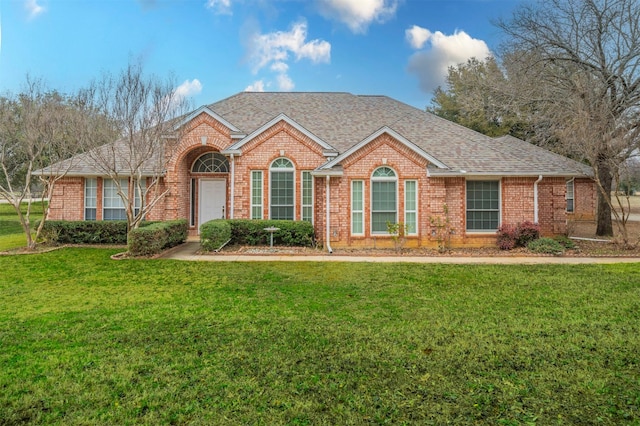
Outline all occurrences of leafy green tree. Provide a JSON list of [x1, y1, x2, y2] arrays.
[[429, 57, 530, 138]]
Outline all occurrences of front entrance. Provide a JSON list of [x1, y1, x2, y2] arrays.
[[199, 178, 226, 229]]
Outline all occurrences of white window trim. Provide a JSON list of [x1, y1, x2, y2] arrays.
[[465, 179, 501, 233], [370, 167, 398, 235], [351, 180, 365, 236], [566, 178, 575, 213], [102, 178, 128, 221], [269, 158, 295, 220], [404, 180, 418, 235], [301, 171, 314, 223], [251, 170, 264, 220], [84, 178, 97, 220]]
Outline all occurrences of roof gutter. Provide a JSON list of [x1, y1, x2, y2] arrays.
[[428, 171, 591, 178], [534, 175, 543, 223]]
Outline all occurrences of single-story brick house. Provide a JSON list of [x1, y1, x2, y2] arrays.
[[43, 92, 595, 250]]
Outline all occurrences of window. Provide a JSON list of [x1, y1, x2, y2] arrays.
[[301, 171, 313, 223], [270, 158, 294, 220], [351, 180, 364, 235], [103, 178, 128, 221], [84, 178, 97, 220], [371, 166, 397, 233], [251, 171, 263, 219], [192, 152, 229, 173], [566, 179, 575, 213], [466, 180, 500, 231], [405, 180, 417, 234]]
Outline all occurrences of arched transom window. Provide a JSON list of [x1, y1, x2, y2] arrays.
[[371, 166, 397, 233], [270, 158, 295, 220], [192, 152, 229, 173]]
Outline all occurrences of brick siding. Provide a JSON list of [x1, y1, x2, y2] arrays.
[[47, 113, 597, 247]]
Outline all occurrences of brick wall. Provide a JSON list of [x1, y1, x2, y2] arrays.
[[48, 177, 84, 220]]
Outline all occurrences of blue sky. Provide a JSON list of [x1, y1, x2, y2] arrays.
[[0, 0, 520, 109]]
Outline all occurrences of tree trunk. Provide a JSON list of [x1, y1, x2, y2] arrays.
[[596, 162, 614, 236]]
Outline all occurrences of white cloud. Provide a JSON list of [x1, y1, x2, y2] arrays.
[[245, 80, 266, 92], [248, 21, 330, 74], [277, 73, 295, 91], [175, 79, 203, 99], [25, 0, 45, 19], [205, 0, 232, 15], [163, 79, 202, 111], [270, 61, 289, 73], [407, 29, 491, 94], [244, 20, 330, 92], [405, 25, 431, 50], [317, 0, 398, 34]]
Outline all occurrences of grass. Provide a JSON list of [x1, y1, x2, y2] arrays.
[[0, 202, 46, 251], [1, 249, 639, 424]]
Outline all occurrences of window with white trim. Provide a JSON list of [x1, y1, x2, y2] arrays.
[[466, 180, 500, 231], [270, 158, 294, 220], [566, 179, 575, 213], [351, 180, 364, 235], [103, 178, 128, 221], [371, 167, 397, 233], [301, 171, 313, 223], [405, 180, 417, 234], [84, 178, 97, 220], [192, 152, 229, 173], [251, 171, 263, 219]]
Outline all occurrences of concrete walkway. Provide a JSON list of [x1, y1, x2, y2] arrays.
[[160, 242, 640, 264]]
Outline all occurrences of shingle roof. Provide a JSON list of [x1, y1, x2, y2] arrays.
[[209, 92, 591, 177], [37, 92, 592, 177]]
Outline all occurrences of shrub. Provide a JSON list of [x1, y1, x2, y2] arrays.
[[554, 235, 576, 249], [200, 220, 232, 251], [128, 220, 188, 256], [496, 223, 517, 250], [515, 221, 541, 247], [527, 237, 565, 255], [496, 221, 541, 250], [199, 219, 315, 251], [41, 220, 129, 245]]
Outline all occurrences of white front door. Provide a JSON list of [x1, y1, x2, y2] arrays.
[[199, 179, 226, 229]]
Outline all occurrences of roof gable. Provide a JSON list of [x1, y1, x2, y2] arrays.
[[174, 105, 241, 133], [223, 113, 337, 155], [320, 126, 448, 170]]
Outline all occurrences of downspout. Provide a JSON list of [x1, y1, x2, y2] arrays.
[[229, 154, 235, 219], [534, 175, 543, 223], [325, 175, 333, 254]]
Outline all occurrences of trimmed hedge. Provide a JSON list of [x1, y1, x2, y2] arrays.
[[128, 220, 188, 256], [200, 220, 232, 251], [199, 219, 315, 252], [41, 220, 129, 245]]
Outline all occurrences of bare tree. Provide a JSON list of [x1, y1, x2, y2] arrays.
[[0, 79, 93, 250], [496, 0, 640, 240], [83, 62, 191, 232]]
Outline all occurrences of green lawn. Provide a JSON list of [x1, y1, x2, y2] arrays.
[[1, 249, 639, 424], [0, 202, 46, 250]]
